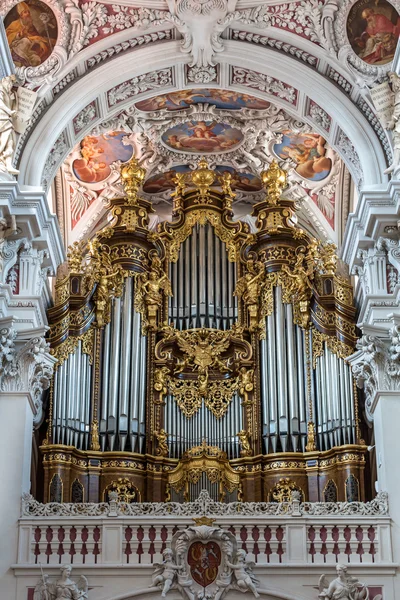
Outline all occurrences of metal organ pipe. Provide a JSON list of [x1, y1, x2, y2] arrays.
[[163, 393, 242, 459], [313, 343, 356, 451]]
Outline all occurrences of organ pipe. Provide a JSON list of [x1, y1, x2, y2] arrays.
[[45, 159, 364, 504]]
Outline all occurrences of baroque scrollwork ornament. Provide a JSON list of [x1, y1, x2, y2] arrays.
[[151, 521, 259, 600]]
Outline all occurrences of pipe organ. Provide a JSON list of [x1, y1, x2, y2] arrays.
[[42, 158, 366, 504]]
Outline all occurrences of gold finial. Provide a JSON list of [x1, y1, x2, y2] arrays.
[[120, 157, 146, 204], [192, 516, 216, 527], [191, 158, 216, 199], [260, 160, 288, 205]]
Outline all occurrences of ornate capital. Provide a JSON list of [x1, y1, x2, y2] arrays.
[[348, 323, 400, 420], [0, 326, 57, 426]]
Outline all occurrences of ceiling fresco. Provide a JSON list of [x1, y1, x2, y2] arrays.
[[58, 88, 343, 246], [273, 133, 333, 182], [143, 165, 262, 194], [161, 121, 244, 153], [135, 90, 271, 112], [72, 132, 134, 184]]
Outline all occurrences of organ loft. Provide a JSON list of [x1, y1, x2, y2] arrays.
[[41, 158, 365, 505]]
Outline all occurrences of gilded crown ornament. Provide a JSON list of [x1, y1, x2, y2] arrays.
[[260, 160, 288, 205], [120, 157, 146, 205], [191, 158, 216, 200]]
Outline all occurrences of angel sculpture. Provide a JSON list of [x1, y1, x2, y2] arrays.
[[318, 564, 368, 600], [152, 548, 182, 597], [227, 549, 260, 598], [34, 565, 88, 600], [282, 248, 314, 304], [136, 256, 172, 329], [234, 260, 265, 307], [0, 75, 19, 175]]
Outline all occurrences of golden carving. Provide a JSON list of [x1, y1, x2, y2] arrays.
[[219, 171, 236, 209], [320, 241, 338, 275], [281, 247, 314, 328], [204, 378, 239, 419], [191, 158, 216, 202], [106, 477, 138, 502], [270, 478, 303, 502], [120, 157, 146, 205], [234, 260, 265, 331], [305, 421, 317, 452], [155, 429, 169, 457], [163, 325, 236, 380], [167, 209, 239, 263], [167, 378, 203, 418], [260, 160, 288, 205], [90, 419, 100, 452], [238, 430, 252, 457], [168, 441, 241, 502], [135, 256, 172, 332], [193, 516, 216, 526]]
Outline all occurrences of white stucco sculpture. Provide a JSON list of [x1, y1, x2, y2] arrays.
[[318, 564, 368, 600], [385, 72, 400, 176], [0, 75, 19, 176], [226, 549, 260, 598], [34, 565, 88, 599], [166, 0, 238, 67], [152, 548, 183, 597]]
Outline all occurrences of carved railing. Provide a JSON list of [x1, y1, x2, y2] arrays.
[[17, 491, 392, 567]]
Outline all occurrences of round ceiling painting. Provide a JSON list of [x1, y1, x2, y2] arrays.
[[162, 121, 243, 153], [4, 0, 58, 68], [135, 89, 271, 112], [72, 132, 133, 184], [273, 133, 332, 182], [346, 0, 400, 65]]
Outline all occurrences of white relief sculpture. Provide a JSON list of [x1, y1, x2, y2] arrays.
[[34, 564, 88, 600], [384, 72, 400, 176], [152, 548, 183, 597], [226, 549, 260, 598], [166, 0, 239, 67], [21, 488, 389, 517], [0, 75, 19, 176], [318, 564, 367, 599]]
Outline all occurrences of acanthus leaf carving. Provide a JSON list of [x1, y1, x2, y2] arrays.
[[0, 333, 57, 427]]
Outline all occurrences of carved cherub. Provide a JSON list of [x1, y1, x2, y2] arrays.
[[154, 366, 170, 394], [227, 549, 260, 598], [152, 548, 182, 597], [237, 430, 252, 457], [155, 429, 169, 457], [318, 564, 367, 600]]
